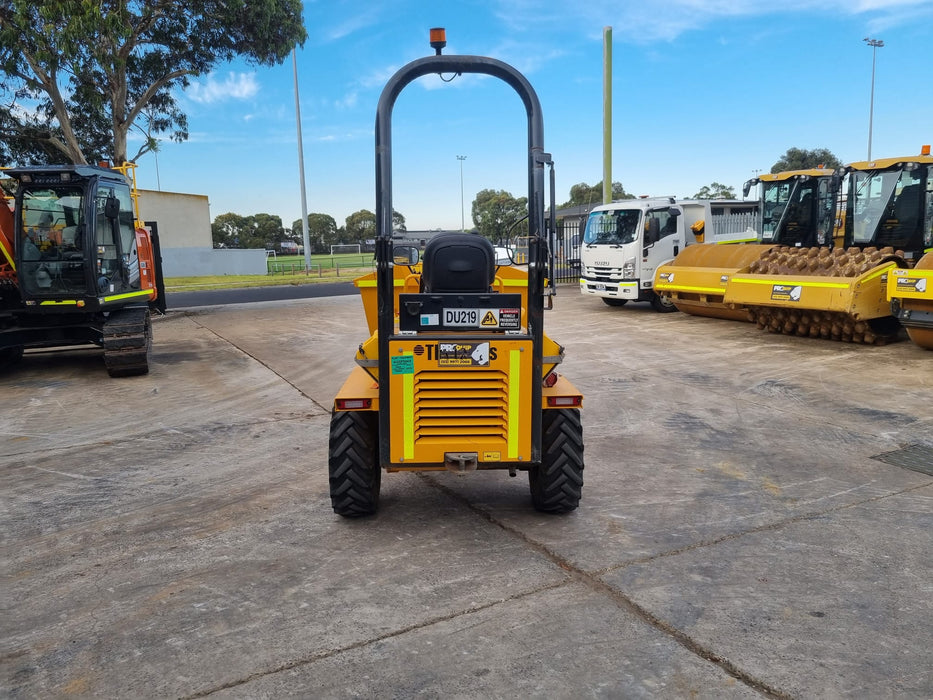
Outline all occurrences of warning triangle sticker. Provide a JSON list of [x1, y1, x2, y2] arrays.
[[481, 310, 498, 326]]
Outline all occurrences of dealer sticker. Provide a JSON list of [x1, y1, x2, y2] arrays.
[[437, 342, 491, 366], [770, 284, 802, 302]]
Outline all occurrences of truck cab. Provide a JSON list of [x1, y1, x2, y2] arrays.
[[579, 197, 758, 311]]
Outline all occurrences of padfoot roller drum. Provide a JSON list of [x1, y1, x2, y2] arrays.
[[730, 245, 906, 345]]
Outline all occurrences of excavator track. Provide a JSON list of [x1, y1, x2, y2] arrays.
[[102, 307, 152, 376], [739, 245, 906, 345]]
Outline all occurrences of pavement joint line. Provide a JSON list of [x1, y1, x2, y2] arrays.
[[182, 578, 569, 699], [419, 475, 933, 699], [1, 414, 322, 461], [594, 480, 933, 578], [188, 318, 331, 414], [418, 475, 791, 699]]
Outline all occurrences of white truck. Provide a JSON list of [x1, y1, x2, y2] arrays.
[[578, 197, 759, 311]]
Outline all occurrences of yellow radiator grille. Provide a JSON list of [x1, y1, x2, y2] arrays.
[[414, 370, 508, 443]]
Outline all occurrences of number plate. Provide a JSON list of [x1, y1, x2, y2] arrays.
[[443, 308, 480, 327], [594, 283, 606, 291]]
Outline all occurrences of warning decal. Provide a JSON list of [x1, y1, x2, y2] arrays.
[[481, 310, 498, 326]]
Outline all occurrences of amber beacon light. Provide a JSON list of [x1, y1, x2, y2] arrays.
[[429, 27, 446, 54]]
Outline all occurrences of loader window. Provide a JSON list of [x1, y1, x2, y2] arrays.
[[849, 167, 923, 249], [583, 209, 640, 245]]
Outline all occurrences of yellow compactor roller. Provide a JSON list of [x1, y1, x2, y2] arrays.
[[887, 252, 933, 350], [656, 147, 933, 345]]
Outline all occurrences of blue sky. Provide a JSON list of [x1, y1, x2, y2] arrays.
[[132, 0, 933, 233]]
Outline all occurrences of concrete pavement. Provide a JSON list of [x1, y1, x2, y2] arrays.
[[2, 290, 931, 698]]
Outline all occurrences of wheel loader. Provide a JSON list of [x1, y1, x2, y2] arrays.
[[328, 29, 584, 517], [655, 146, 932, 345], [0, 163, 165, 374]]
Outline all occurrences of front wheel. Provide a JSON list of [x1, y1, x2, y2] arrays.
[[601, 298, 627, 307], [650, 291, 677, 313], [328, 410, 381, 517], [529, 408, 584, 513]]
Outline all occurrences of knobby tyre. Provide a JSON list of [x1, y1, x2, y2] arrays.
[[328, 410, 381, 517], [529, 408, 584, 513]]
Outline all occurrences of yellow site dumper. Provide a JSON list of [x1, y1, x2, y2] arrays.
[[328, 29, 584, 517]]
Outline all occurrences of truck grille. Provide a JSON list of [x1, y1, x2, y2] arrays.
[[414, 370, 508, 443]]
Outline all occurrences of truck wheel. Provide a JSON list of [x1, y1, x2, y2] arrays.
[[328, 410, 381, 517], [650, 291, 677, 313], [530, 408, 584, 513], [103, 308, 152, 377], [0, 345, 25, 368], [601, 298, 627, 307]]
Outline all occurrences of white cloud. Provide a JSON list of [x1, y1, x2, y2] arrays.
[[186, 73, 260, 104], [493, 0, 932, 43]]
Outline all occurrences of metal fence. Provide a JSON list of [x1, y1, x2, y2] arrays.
[[548, 218, 584, 284]]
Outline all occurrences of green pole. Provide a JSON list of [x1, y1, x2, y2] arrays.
[[603, 27, 612, 205]]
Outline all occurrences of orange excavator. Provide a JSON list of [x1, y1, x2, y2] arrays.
[[1, 163, 165, 374]]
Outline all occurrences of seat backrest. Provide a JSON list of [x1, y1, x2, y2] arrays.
[[421, 233, 496, 293]]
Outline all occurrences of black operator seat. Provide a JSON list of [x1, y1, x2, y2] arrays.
[[421, 233, 496, 293]]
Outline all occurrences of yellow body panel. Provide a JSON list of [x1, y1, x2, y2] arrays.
[[725, 262, 897, 320], [333, 366, 380, 409], [887, 253, 933, 350], [654, 243, 773, 321], [385, 336, 534, 466]]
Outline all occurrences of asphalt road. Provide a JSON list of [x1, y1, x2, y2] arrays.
[[2, 289, 931, 698], [166, 280, 357, 309]]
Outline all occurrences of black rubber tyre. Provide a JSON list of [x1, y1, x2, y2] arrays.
[[601, 298, 627, 307], [328, 410, 381, 517], [0, 345, 25, 368], [103, 308, 152, 377], [529, 408, 584, 513], [650, 291, 677, 313]]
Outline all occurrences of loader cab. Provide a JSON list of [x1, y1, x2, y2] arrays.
[[758, 171, 837, 247], [9, 165, 140, 307], [844, 156, 932, 259]]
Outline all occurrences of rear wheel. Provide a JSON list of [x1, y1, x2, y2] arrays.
[[530, 408, 584, 513], [328, 410, 381, 517], [650, 291, 677, 313], [602, 298, 627, 307]]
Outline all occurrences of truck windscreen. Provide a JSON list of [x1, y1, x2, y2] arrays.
[[583, 209, 641, 245]]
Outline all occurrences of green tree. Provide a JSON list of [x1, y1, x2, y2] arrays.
[[770, 147, 842, 174], [292, 213, 338, 254], [0, 0, 306, 165], [393, 210, 407, 233], [471, 189, 528, 242], [560, 181, 633, 209], [344, 210, 376, 244], [211, 212, 283, 249], [692, 182, 737, 199]]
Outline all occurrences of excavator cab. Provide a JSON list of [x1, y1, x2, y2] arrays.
[[1, 164, 164, 375]]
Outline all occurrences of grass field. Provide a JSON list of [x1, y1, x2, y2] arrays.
[[164, 253, 375, 292]]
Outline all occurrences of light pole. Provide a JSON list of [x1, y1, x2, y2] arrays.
[[457, 155, 467, 231], [864, 37, 883, 161]]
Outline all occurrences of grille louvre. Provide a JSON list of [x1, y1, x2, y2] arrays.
[[415, 370, 508, 441]]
